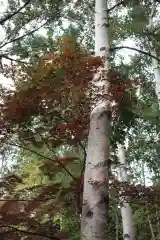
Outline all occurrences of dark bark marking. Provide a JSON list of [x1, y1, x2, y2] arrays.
[[98, 110, 112, 121], [94, 160, 108, 168], [124, 233, 131, 239], [86, 210, 93, 218], [102, 23, 110, 27], [100, 47, 106, 51], [104, 196, 109, 207]]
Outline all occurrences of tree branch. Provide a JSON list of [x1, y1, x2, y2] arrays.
[[36, 132, 78, 181], [0, 20, 49, 49], [0, 226, 59, 240], [0, 0, 31, 25], [111, 46, 160, 61], [35, 114, 87, 181], [108, 1, 124, 12], [0, 54, 29, 65], [8, 142, 77, 181], [0, 197, 55, 202]]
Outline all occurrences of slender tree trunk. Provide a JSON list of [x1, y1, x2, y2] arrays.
[[151, 51, 160, 102], [148, 4, 160, 104], [81, 0, 111, 239], [148, 7, 159, 238], [117, 144, 135, 240], [145, 203, 156, 240], [114, 205, 119, 240], [156, 205, 160, 240]]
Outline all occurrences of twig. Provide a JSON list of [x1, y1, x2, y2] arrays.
[[8, 142, 77, 181], [36, 133, 77, 181], [0, 54, 29, 65], [0, 20, 49, 49], [108, 1, 124, 12], [0, 226, 59, 240], [0, 197, 54, 202], [111, 46, 160, 61], [0, 0, 31, 25], [52, 112, 87, 178]]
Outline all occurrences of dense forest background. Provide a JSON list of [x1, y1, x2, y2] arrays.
[[0, 0, 159, 239]]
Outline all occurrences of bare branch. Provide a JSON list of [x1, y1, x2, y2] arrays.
[[0, 226, 59, 240], [0, 0, 31, 25], [0, 54, 29, 65], [8, 142, 77, 181], [0, 20, 49, 49], [108, 1, 124, 12], [36, 132, 79, 181], [111, 46, 160, 61], [0, 198, 54, 202]]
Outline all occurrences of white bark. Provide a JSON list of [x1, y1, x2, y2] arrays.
[[81, 1, 111, 239], [95, 0, 110, 58], [117, 144, 135, 240], [148, 5, 160, 104], [145, 203, 156, 240], [151, 51, 160, 102]]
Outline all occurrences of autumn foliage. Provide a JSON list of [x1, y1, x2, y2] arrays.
[[0, 36, 152, 239], [0, 44, 139, 145]]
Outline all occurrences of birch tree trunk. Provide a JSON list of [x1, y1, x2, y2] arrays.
[[151, 51, 160, 102], [81, 0, 111, 239], [148, 4, 160, 104], [145, 203, 156, 240], [147, 8, 159, 238], [117, 144, 135, 240]]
